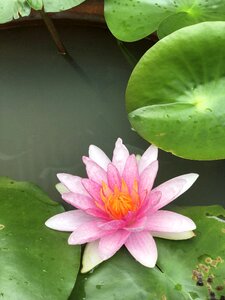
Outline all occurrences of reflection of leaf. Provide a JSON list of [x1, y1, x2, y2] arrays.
[[126, 22, 225, 160], [104, 0, 225, 41], [70, 205, 225, 300], [27, 0, 86, 12], [0, 177, 80, 300]]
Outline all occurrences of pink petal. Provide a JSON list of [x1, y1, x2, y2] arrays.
[[107, 163, 121, 190], [68, 221, 112, 245], [81, 241, 104, 273], [146, 210, 196, 232], [82, 179, 102, 203], [125, 216, 147, 232], [151, 230, 195, 240], [137, 191, 162, 219], [138, 145, 158, 174], [122, 155, 139, 192], [83, 156, 107, 184], [62, 192, 96, 210], [84, 208, 109, 219], [139, 160, 158, 198], [151, 173, 199, 211], [88, 145, 111, 171], [125, 232, 157, 268], [57, 173, 89, 195], [98, 219, 126, 230], [45, 210, 95, 232], [112, 138, 129, 175], [98, 230, 130, 260]]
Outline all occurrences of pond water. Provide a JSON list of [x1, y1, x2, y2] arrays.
[[0, 24, 224, 206]]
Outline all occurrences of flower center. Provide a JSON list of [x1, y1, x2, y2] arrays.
[[99, 179, 140, 220]]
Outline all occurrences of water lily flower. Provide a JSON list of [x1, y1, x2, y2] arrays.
[[45, 138, 198, 273]]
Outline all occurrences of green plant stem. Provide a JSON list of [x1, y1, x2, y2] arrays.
[[40, 10, 67, 55]]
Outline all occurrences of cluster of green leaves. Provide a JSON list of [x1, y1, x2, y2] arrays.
[[0, 178, 224, 299], [0, 0, 86, 24], [104, 0, 225, 41], [105, 1, 225, 160]]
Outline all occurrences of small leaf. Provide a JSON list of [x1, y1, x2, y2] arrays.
[[0, 177, 80, 300]]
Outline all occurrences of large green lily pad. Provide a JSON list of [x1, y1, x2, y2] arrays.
[[104, 0, 225, 41], [126, 22, 225, 160], [71, 205, 225, 300], [0, 177, 80, 300]]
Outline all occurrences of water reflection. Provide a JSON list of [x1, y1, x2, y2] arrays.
[[0, 24, 224, 206]]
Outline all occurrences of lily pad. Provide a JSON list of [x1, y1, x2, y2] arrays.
[[126, 22, 225, 160], [27, 0, 86, 12], [0, 177, 80, 300], [104, 0, 225, 41], [0, 1, 31, 24], [70, 205, 225, 300], [157, 12, 198, 39], [0, 0, 87, 23]]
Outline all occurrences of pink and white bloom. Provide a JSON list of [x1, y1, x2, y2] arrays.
[[45, 138, 198, 273]]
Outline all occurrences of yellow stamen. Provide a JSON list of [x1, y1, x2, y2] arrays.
[[100, 179, 140, 219]]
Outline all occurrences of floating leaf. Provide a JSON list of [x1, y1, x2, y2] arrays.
[[157, 12, 197, 39], [126, 22, 225, 160], [27, 0, 86, 12], [104, 0, 225, 41], [0, 1, 31, 24], [26, 0, 43, 10], [71, 205, 225, 300], [158, 1, 225, 39], [0, 177, 80, 300]]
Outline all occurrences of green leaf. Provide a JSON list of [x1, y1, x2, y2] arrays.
[[157, 12, 197, 39], [104, 0, 170, 42], [104, 0, 225, 42], [126, 22, 225, 160], [0, 177, 80, 300], [158, 2, 225, 39], [27, 0, 86, 12], [70, 205, 225, 300], [0, 1, 31, 24], [0, 0, 86, 22], [26, 0, 43, 10]]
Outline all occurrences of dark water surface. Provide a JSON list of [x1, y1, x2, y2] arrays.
[[0, 24, 224, 206]]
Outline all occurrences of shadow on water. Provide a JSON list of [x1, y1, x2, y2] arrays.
[[63, 53, 92, 86]]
